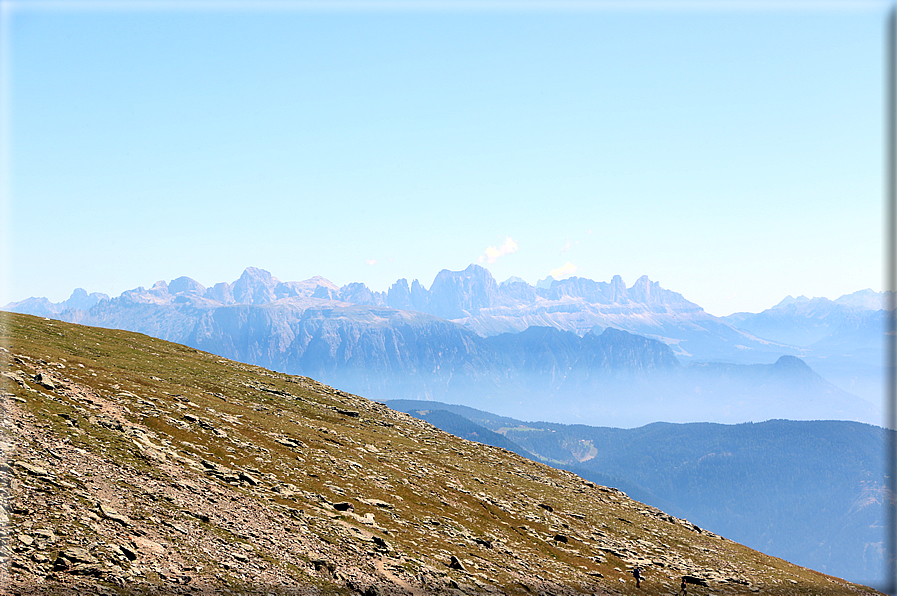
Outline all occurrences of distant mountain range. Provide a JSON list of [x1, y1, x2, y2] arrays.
[[724, 291, 884, 346], [723, 293, 886, 403], [4, 265, 785, 362], [387, 399, 889, 588], [4, 265, 884, 426]]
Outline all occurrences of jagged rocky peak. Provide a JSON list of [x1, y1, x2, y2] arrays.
[[25, 267, 351, 310], [2, 287, 110, 317], [741, 289, 887, 321], [628, 275, 698, 310], [120, 285, 151, 303], [339, 282, 385, 307], [539, 274, 698, 311], [428, 264, 502, 319], [274, 275, 340, 300], [762, 295, 845, 319], [149, 280, 169, 295], [204, 281, 234, 305], [608, 274, 627, 302], [278, 275, 340, 299], [775, 295, 812, 308], [386, 278, 429, 312], [776, 295, 796, 306], [627, 276, 654, 302], [5, 266, 708, 321], [223, 267, 342, 305], [499, 276, 536, 303], [501, 276, 528, 286], [387, 278, 413, 310], [4, 296, 58, 317], [542, 276, 619, 304], [411, 279, 430, 311], [311, 285, 339, 300], [168, 276, 206, 297], [64, 288, 108, 310], [536, 275, 555, 289], [131, 276, 206, 301], [834, 289, 885, 311], [231, 267, 281, 305]]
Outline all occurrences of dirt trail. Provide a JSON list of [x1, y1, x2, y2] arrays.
[[374, 557, 430, 596]]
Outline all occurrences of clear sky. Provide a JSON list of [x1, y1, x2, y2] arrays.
[[1, 1, 888, 316]]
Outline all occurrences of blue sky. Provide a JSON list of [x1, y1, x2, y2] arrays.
[[1, 1, 887, 316]]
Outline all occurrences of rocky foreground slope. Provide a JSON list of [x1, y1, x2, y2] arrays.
[[0, 313, 885, 595]]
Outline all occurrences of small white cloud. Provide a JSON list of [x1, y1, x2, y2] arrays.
[[560, 237, 579, 254], [550, 261, 577, 279], [480, 237, 518, 264], [365, 259, 378, 266]]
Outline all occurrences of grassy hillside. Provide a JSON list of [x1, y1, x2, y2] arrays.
[[0, 312, 885, 595]]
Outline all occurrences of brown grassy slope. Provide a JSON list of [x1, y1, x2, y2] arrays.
[[0, 312, 884, 596]]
